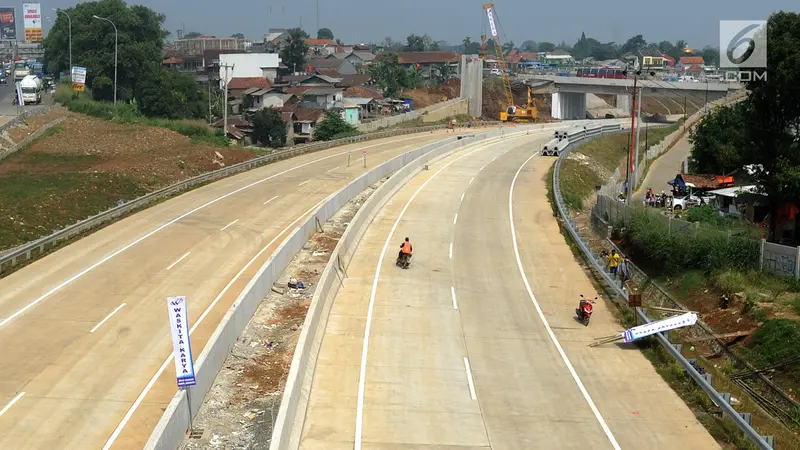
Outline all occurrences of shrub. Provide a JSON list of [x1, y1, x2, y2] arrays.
[[314, 111, 361, 141], [744, 319, 800, 369]]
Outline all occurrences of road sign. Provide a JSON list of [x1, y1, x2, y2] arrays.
[[167, 296, 196, 387], [71, 66, 86, 84], [72, 82, 85, 92]]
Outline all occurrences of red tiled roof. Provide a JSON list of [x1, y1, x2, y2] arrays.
[[163, 57, 184, 64], [281, 111, 296, 122], [226, 125, 245, 140], [228, 77, 272, 90], [396, 51, 461, 65], [678, 174, 734, 189], [307, 39, 336, 46], [344, 86, 383, 99], [337, 74, 372, 87], [293, 107, 326, 122], [306, 58, 346, 70], [686, 64, 704, 72], [286, 86, 313, 95], [679, 56, 704, 65]]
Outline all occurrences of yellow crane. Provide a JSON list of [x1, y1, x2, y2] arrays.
[[482, 3, 537, 122]]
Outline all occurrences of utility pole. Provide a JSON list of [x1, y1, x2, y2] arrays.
[[208, 77, 212, 124], [634, 86, 643, 188], [316, 0, 319, 36], [626, 73, 638, 201], [220, 63, 234, 141]]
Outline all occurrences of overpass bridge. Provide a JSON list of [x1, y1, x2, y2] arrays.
[[521, 74, 743, 119]]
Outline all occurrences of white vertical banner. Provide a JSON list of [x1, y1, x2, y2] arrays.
[[167, 296, 196, 387]]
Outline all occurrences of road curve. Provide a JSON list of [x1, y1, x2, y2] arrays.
[[300, 130, 719, 449], [0, 129, 478, 449]]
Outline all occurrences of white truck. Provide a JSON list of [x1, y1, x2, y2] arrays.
[[19, 75, 43, 104], [13, 61, 31, 82]]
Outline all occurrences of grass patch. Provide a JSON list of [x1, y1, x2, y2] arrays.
[[55, 84, 227, 147], [742, 319, 800, 370], [0, 172, 148, 250], [559, 159, 601, 212]]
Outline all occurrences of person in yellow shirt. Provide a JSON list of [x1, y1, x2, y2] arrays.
[[608, 249, 620, 278]]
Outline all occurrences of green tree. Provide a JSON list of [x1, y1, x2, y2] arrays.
[[537, 41, 555, 52], [619, 34, 647, 55], [314, 111, 359, 141], [230, 33, 245, 39], [252, 108, 287, 147], [433, 63, 451, 85], [520, 40, 537, 52], [502, 40, 515, 55], [135, 64, 208, 119], [367, 53, 409, 97], [184, 31, 202, 39], [405, 34, 425, 52], [689, 102, 748, 174], [699, 45, 719, 67], [317, 28, 334, 40], [463, 37, 472, 53], [44, 0, 168, 102], [280, 28, 310, 72]]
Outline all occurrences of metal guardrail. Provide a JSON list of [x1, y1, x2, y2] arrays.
[[552, 136, 776, 449], [0, 121, 501, 274]]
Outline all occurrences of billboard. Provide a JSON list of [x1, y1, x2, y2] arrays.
[[22, 3, 41, 42], [0, 7, 16, 40]]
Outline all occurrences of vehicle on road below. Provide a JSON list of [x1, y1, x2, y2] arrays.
[[13, 61, 30, 82], [19, 75, 43, 104]]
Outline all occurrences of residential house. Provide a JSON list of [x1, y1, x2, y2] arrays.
[[669, 173, 734, 197], [679, 56, 705, 71], [305, 58, 358, 75], [541, 49, 574, 66], [302, 87, 344, 109], [175, 35, 247, 56], [344, 97, 379, 119], [253, 29, 289, 53], [289, 107, 326, 143], [211, 117, 251, 145], [638, 48, 665, 71], [282, 111, 297, 145], [662, 54, 676, 70], [163, 55, 205, 77], [307, 39, 337, 57], [244, 88, 298, 109], [395, 51, 461, 82], [220, 53, 282, 86], [228, 77, 272, 99], [344, 51, 376, 67], [342, 99, 361, 125]]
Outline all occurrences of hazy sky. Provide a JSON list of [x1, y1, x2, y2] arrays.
[[38, 0, 798, 49]]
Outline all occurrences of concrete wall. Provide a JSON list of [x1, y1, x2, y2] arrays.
[[356, 98, 468, 133], [459, 54, 483, 118], [551, 92, 587, 120]]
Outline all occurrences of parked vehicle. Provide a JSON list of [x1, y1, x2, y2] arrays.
[[671, 193, 713, 211]]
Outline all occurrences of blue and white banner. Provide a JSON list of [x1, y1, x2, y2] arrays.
[[622, 312, 698, 343], [167, 296, 196, 387]]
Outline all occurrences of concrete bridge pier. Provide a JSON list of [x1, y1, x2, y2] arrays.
[[551, 92, 587, 120], [616, 94, 632, 113]]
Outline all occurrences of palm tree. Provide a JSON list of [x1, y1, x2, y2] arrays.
[[463, 37, 472, 53]]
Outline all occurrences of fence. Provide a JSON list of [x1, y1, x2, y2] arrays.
[[593, 194, 800, 279], [553, 134, 776, 449], [0, 121, 499, 276]]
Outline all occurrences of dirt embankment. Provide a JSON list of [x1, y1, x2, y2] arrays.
[[0, 109, 256, 251]]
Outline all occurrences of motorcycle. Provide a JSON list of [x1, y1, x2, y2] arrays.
[[395, 251, 411, 269], [575, 294, 596, 326]]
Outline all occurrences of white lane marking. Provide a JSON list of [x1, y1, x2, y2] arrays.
[[102, 200, 324, 450], [468, 177, 474, 186], [451, 286, 458, 310], [298, 180, 310, 186], [220, 219, 239, 231], [354, 140, 497, 450], [460, 192, 465, 203], [90, 303, 126, 333], [463, 357, 477, 400], [453, 214, 458, 225], [263, 195, 278, 205], [166, 252, 191, 271], [327, 166, 340, 172], [509, 153, 621, 449], [0, 392, 25, 418], [0, 134, 433, 329], [479, 165, 485, 172], [449, 242, 453, 259]]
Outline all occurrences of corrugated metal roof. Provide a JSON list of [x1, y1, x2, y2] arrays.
[[346, 97, 375, 105]]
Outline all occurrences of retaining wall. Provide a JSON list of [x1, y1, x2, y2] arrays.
[[356, 98, 469, 133]]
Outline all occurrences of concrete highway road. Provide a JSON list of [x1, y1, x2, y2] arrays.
[[300, 130, 719, 448], [0, 81, 51, 126], [0, 129, 484, 449]]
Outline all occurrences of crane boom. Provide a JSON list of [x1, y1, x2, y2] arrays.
[[483, 3, 513, 108]]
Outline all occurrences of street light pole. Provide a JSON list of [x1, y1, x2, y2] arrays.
[[93, 15, 117, 105], [53, 9, 71, 74]]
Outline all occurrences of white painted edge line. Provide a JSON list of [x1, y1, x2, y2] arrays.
[[166, 252, 191, 271], [327, 166, 340, 172], [263, 195, 279, 205], [102, 200, 324, 450], [354, 140, 494, 450], [0, 391, 25, 418], [220, 219, 239, 231], [0, 133, 430, 329], [468, 177, 474, 186], [479, 164, 485, 172], [449, 242, 453, 259], [453, 213, 458, 225], [298, 180, 310, 186], [463, 357, 477, 400], [509, 153, 621, 450], [460, 192, 465, 203], [451, 286, 458, 310], [90, 303, 126, 333]]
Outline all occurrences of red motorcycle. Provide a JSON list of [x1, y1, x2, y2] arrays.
[[576, 295, 596, 326]]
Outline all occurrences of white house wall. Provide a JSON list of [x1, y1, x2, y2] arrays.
[[220, 53, 282, 87]]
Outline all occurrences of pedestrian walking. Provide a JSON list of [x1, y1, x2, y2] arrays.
[[618, 257, 630, 289], [608, 250, 620, 279]]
